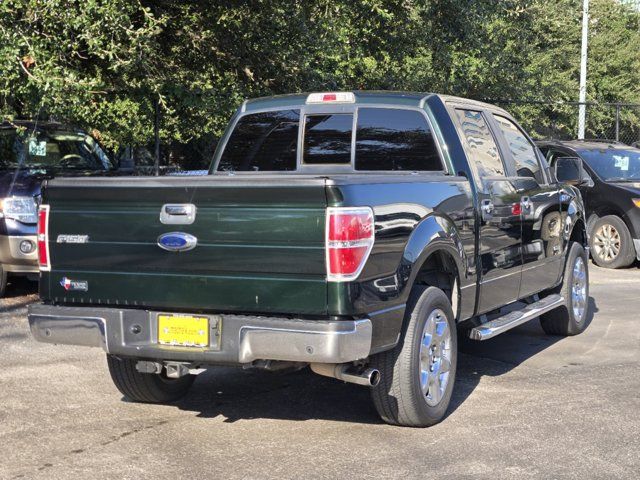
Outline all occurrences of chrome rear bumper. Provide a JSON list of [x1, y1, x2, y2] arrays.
[[28, 304, 372, 365]]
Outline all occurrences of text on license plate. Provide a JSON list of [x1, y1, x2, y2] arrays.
[[158, 314, 209, 347]]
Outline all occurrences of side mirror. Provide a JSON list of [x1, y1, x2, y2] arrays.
[[554, 157, 586, 186]]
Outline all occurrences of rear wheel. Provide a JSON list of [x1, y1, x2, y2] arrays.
[[370, 286, 457, 427], [540, 242, 589, 336], [590, 215, 635, 269], [106, 355, 195, 403]]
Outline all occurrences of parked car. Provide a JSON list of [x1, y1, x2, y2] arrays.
[[538, 139, 640, 268], [28, 92, 590, 427], [0, 120, 115, 295]]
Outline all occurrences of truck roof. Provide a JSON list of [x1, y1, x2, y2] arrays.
[[242, 91, 507, 114]]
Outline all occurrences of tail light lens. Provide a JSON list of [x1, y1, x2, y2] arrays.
[[37, 205, 50, 271], [326, 207, 374, 281]]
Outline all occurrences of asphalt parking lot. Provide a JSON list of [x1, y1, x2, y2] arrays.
[[1, 265, 639, 480]]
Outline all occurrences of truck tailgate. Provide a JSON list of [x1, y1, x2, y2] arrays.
[[42, 176, 328, 315]]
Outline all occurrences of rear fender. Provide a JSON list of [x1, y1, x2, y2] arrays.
[[399, 214, 470, 318], [562, 188, 588, 249], [359, 213, 471, 354]]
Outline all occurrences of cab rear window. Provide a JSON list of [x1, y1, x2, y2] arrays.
[[217, 107, 443, 172], [303, 114, 353, 164], [218, 110, 299, 172]]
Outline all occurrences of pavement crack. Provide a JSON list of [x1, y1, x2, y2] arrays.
[[12, 419, 171, 479], [99, 419, 170, 447]]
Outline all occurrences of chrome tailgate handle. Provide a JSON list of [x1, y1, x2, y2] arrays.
[[160, 204, 196, 225]]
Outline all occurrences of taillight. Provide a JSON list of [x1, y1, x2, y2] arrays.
[[37, 205, 50, 271], [326, 207, 374, 281]]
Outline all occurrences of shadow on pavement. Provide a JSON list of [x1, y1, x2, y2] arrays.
[[177, 367, 382, 424], [171, 296, 598, 425], [0, 277, 38, 313], [450, 296, 598, 415]]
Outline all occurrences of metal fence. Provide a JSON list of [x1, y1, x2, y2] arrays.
[[103, 97, 640, 174], [492, 100, 640, 146]]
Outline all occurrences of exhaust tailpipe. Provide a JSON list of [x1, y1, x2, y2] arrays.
[[310, 363, 380, 387]]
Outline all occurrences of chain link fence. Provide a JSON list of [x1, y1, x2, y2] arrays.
[[74, 96, 640, 174], [493, 100, 640, 146], [135, 98, 640, 174]]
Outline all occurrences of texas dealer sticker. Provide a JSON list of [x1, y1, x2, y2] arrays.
[[60, 277, 88, 292]]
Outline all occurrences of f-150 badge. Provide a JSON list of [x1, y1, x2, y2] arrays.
[[60, 277, 88, 292], [57, 234, 89, 244]]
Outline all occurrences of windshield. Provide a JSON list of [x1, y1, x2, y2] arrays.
[[579, 148, 640, 182], [0, 128, 113, 171]]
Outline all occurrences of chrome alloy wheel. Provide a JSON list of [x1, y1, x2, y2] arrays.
[[593, 223, 621, 262], [419, 308, 452, 407], [572, 256, 587, 321]]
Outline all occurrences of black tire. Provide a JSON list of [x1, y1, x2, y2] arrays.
[[0, 265, 7, 297], [370, 286, 457, 427], [590, 215, 635, 269], [540, 242, 589, 336], [106, 355, 195, 403]]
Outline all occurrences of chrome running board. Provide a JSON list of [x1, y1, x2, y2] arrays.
[[469, 294, 565, 341]]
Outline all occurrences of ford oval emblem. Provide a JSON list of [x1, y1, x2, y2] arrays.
[[157, 232, 198, 252]]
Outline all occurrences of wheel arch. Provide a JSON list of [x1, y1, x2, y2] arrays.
[[563, 190, 588, 250], [413, 249, 460, 315], [569, 217, 588, 247], [400, 214, 470, 321]]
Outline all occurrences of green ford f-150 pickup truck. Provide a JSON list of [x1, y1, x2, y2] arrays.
[[29, 92, 590, 427]]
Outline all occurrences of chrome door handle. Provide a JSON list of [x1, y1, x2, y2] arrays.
[[160, 204, 197, 225]]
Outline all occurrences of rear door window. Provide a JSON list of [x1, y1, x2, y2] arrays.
[[493, 115, 544, 183], [355, 108, 442, 171], [454, 109, 505, 178], [218, 110, 299, 172], [303, 114, 353, 164]]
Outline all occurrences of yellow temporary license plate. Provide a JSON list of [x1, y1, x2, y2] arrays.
[[158, 314, 209, 347]]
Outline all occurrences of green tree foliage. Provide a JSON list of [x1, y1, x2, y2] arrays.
[[0, 0, 165, 147], [507, 0, 640, 138], [0, 0, 639, 160]]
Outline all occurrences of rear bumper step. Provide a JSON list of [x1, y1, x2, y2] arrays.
[[469, 294, 564, 341], [28, 304, 372, 365]]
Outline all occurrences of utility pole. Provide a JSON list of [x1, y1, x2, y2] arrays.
[[578, 0, 589, 139], [154, 95, 160, 176]]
